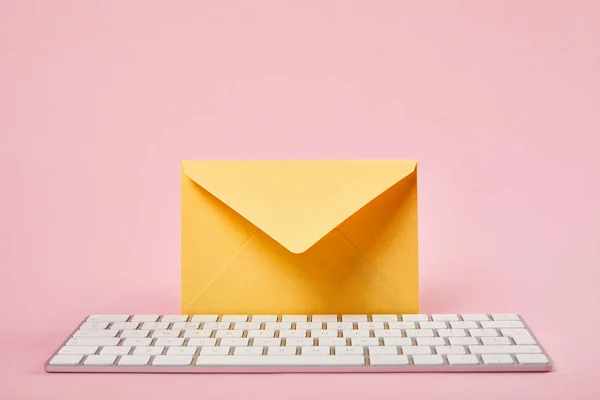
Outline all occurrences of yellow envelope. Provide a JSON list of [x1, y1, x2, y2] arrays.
[[181, 160, 419, 315]]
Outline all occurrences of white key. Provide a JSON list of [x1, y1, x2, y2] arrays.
[[286, 338, 314, 347], [296, 322, 323, 330], [501, 329, 537, 345], [200, 346, 230, 356], [481, 337, 512, 345], [310, 330, 338, 338], [450, 321, 479, 329], [449, 337, 479, 346], [100, 346, 131, 355], [481, 321, 525, 329], [469, 329, 498, 337], [491, 314, 520, 321], [279, 330, 307, 338], [383, 338, 412, 346], [73, 330, 118, 338], [265, 322, 292, 330], [79, 322, 109, 330], [87, 315, 129, 322], [368, 346, 398, 355], [342, 329, 370, 338], [432, 314, 459, 321], [110, 322, 139, 330], [351, 338, 380, 346], [172, 322, 200, 330], [118, 355, 150, 366], [215, 330, 243, 338], [419, 322, 447, 329], [247, 329, 275, 338], [374, 329, 403, 338], [312, 315, 338, 322], [187, 338, 217, 347], [405, 329, 434, 337], [155, 338, 185, 346], [220, 338, 249, 347], [196, 355, 365, 366], [342, 315, 368, 322], [318, 338, 347, 346], [437, 329, 466, 337], [251, 315, 278, 322], [203, 322, 231, 330], [58, 346, 98, 355], [183, 330, 212, 339], [447, 355, 479, 365], [461, 314, 490, 321], [416, 337, 445, 346], [221, 315, 248, 322], [435, 346, 466, 355], [402, 314, 429, 322], [469, 345, 541, 354], [191, 315, 219, 323], [152, 330, 181, 338], [334, 346, 363, 355], [282, 315, 307, 322], [371, 314, 398, 322], [133, 346, 164, 356], [253, 338, 281, 347], [67, 338, 120, 346], [413, 355, 444, 365], [301, 346, 330, 355], [481, 354, 514, 365], [160, 315, 189, 323], [234, 347, 263, 356], [267, 346, 296, 355], [141, 322, 170, 330], [370, 355, 409, 365], [152, 355, 193, 366], [167, 346, 197, 356], [516, 354, 549, 365], [357, 322, 385, 330], [131, 315, 159, 322], [122, 338, 152, 346], [83, 355, 117, 366], [402, 346, 431, 355], [388, 322, 417, 330], [49, 355, 83, 365], [120, 330, 150, 338], [233, 322, 261, 330], [326, 322, 354, 330]]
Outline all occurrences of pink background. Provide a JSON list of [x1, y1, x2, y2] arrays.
[[1, 1, 599, 398]]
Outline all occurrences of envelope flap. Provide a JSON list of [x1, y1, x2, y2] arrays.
[[182, 160, 417, 254]]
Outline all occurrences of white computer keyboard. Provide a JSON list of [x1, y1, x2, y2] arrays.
[[45, 313, 553, 373]]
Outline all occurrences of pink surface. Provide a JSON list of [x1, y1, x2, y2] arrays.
[[1, 0, 599, 398]]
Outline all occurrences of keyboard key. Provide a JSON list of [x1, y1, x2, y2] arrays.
[[234, 347, 263, 356], [131, 315, 160, 322], [100, 346, 131, 355], [155, 338, 185, 346], [402, 314, 429, 322], [203, 322, 231, 330], [196, 355, 365, 366], [357, 322, 385, 330], [110, 322, 139, 330], [58, 346, 98, 355], [152, 355, 193, 366], [251, 315, 278, 322], [83, 355, 117, 366], [469, 345, 541, 354], [72, 330, 118, 338], [460, 314, 489, 321], [233, 322, 261, 330], [252, 338, 281, 347], [296, 322, 324, 330], [351, 338, 380, 346], [405, 329, 434, 337], [368, 346, 398, 355], [311, 315, 338, 322], [371, 314, 398, 322], [491, 314, 520, 321], [265, 322, 292, 330], [326, 322, 354, 330], [79, 322, 109, 330], [190, 315, 219, 323], [49, 355, 83, 366], [449, 321, 479, 329], [282, 315, 307, 322], [247, 329, 275, 338], [500, 329, 537, 345], [516, 354, 550, 365], [481, 354, 513, 365], [432, 314, 459, 321], [342, 315, 368, 322], [374, 329, 404, 338], [447, 355, 479, 365], [449, 337, 479, 346], [122, 338, 152, 346], [118, 355, 150, 366], [301, 346, 330, 355], [437, 329, 466, 337], [480, 321, 524, 329], [286, 338, 314, 347], [152, 330, 181, 338], [221, 315, 248, 322], [370, 355, 409, 365], [416, 337, 445, 346], [334, 346, 363, 355], [342, 329, 370, 338], [435, 346, 466, 355], [280, 330, 307, 338], [66, 338, 120, 346], [469, 329, 498, 337], [383, 337, 413, 346], [215, 330, 243, 338], [87, 315, 129, 322], [481, 337, 512, 346], [268, 346, 296, 355], [200, 346, 230, 356], [401, 346, 431, 355], [133, 346, 164, 356], [387, 322, 417, 330], [220, 338, 249, 347], [318, 338, 347, 346], [120, 330, 150, 338], [187, 338, 217, 347], [413, 355, 444, 365], [160, 315, 189, 322], [419, 322, 447, 329], [311, 330, 338, 338], [183, 330, 212, 338], [172, 322, 200, 330], [141, 322, 170, 330], [167, 346, 197, 356]]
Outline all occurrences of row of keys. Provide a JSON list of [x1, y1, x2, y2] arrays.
[[86, 314, 522, 323]]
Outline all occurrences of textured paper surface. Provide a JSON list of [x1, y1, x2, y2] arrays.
[[181, 160, 418, 315]]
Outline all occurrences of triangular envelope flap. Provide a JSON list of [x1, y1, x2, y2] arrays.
[[182, 160, 417, 254]]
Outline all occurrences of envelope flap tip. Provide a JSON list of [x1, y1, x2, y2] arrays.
[[182, 160, 417, 253]]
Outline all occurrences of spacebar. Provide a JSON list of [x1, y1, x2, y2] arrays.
[[196, 355, 365, 366]]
